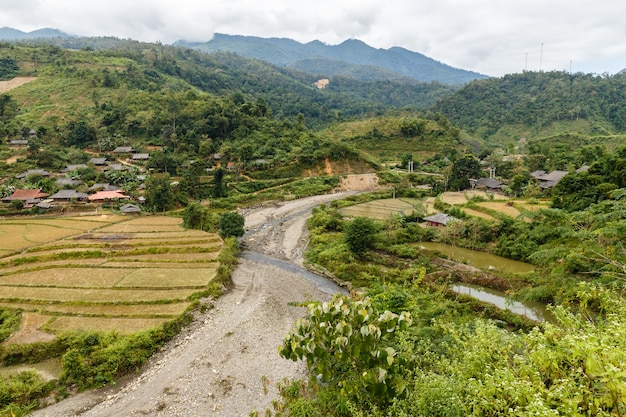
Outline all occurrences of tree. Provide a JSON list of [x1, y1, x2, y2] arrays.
[[448, 154, 481, 191], [145, 173, 175, 212], [182, 202, 219, 232], [213, 167, 226, 198], [344, 217, 378, 256], [219, 211, 245, 238], [67, 120, 96, 147]]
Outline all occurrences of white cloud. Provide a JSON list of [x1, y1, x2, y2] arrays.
[[0, 0, 624, 76]]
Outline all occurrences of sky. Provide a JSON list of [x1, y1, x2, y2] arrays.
[[2, 0, 626, 77]]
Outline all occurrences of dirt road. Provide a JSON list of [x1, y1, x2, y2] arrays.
[[34, 192, 353, 417]]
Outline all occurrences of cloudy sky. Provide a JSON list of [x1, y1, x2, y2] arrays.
[[2, 0, 625, 76]]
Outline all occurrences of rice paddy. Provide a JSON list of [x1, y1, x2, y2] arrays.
[[0, 215, 223, 342], [340, 198, 424, 219]]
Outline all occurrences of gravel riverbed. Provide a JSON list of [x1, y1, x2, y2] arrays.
[[34, 192, 354, 417]]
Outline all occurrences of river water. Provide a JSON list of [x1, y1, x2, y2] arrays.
[[416, 242, 534, 274], [452, 283, 554, 323], [414, 243, 554, 322]]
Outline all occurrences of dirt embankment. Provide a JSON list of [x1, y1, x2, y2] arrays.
[[34, 192, 354, 417]]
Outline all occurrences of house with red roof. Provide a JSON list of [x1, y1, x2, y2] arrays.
[[88, 190, 130, 202], [2, 189, 49, 203]]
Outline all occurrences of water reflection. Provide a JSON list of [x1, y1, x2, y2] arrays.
[[452, 283, 554, 323], [416, 242, 534, 274]]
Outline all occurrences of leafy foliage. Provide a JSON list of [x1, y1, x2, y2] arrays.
[[448, 154, 481, 191], [0, 308, 21, 343], [218, 211, 245, 238], [279, 295, 412, 406], [144, 173, 175, 212], [344, 217, 378, 257]]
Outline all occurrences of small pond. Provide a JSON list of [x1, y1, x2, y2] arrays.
[[415, 242, 534, 275], [452, 283, 555, 323]]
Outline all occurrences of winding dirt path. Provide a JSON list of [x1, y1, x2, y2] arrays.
[[34, 192, 353, 417]]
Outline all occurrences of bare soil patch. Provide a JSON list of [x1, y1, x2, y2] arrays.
[[0, 76, 37, 93], [3, 312, 55, 345]]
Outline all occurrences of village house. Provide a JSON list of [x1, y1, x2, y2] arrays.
[[471, 177, 505, 192], [119, 203, 141, 214], [113, 146, 135, 154], [532, 170, 569, 189], [89, 183, 119, 192], [55, 177, 82, 187], [61, 164, 88, 172], [131, 153, 150, 161], [423, 213, 457, 227], [2, 189, 49, 203], [89, 157, 108, 166], [16, 169, 50, 179], [48, 190, 88, 202], [88, 190, 130, 202]]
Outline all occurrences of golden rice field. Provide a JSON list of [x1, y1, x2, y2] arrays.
[[0, 215, 222, 342], [475, 201, 522, 218], [340, 198, 424, 220], [461, 208, 496, 220]]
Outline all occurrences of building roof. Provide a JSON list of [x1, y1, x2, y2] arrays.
[[107, 163, 128, 171], [120, 204, 141, 213], [16, 169, 50, 179], [423, 213, 457, 226], [3, 189, 49, 201], [530, 170, 547, 179], [61, 164, 88, 172], [474, 177, 505, 189], [10, 139, 28, 145], [55, 178, 82, 186], [36, 201, 54, 209], [88, 190, 130, 201], [132, 153, 150, 160], [536, 170, 569, 182], [576, 165, 590, 173], [113, 146, 135, 153], [89, 183, 119, 192], [48, 190, 88, 200], [89, 157, 108, 165]]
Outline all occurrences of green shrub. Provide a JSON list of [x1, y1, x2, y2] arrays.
[[0, 309, 21, 343]]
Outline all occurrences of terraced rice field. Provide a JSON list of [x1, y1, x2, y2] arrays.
[[0, 215, 222, 341], [340, 198, 424, 219]]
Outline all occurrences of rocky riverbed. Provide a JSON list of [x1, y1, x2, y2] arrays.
[[35, 192, 354, 417]]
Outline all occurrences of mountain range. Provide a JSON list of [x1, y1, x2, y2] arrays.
[[0, 27, 72, 40], [0, 27, 486, 85], [175, 33, 487, 85]]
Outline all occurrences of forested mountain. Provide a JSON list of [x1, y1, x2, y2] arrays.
[[175, 33, 488, 84], [0, 37, 455, 124], [434, 71, 626, 144]]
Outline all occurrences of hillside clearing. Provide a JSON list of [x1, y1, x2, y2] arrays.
[[0, 76, 37, 93]]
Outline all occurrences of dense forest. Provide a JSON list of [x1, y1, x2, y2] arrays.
[[435, 71, 626, 143], [0, 36, 626, 416]]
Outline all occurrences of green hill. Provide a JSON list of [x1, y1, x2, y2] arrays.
[[434, 71, 626, 146]]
